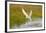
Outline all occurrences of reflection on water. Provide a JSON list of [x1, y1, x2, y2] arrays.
[[13, 18, 42, 29]]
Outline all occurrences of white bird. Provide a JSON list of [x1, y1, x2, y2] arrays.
[[22, 8, 32, 21]]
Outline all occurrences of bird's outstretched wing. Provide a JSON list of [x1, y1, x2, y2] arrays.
[[22, 8, 28, 17], [29, 10, 32, 16]]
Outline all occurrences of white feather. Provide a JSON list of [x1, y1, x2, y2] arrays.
[[22, 8, 28, 17], [29, 10, 32, 16], [22, 8, 32, 19]]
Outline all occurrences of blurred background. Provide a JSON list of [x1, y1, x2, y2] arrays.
[[10, 4, 42, 29]]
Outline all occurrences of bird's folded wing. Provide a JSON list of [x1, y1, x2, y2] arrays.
[[29, 10, 32, 16], [22, 8, 28, 17]]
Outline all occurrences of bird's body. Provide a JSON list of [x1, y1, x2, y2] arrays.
[[22, 8, 32, 21]]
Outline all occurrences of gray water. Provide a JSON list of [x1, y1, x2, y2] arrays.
[[13, 18, 42, 29]]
